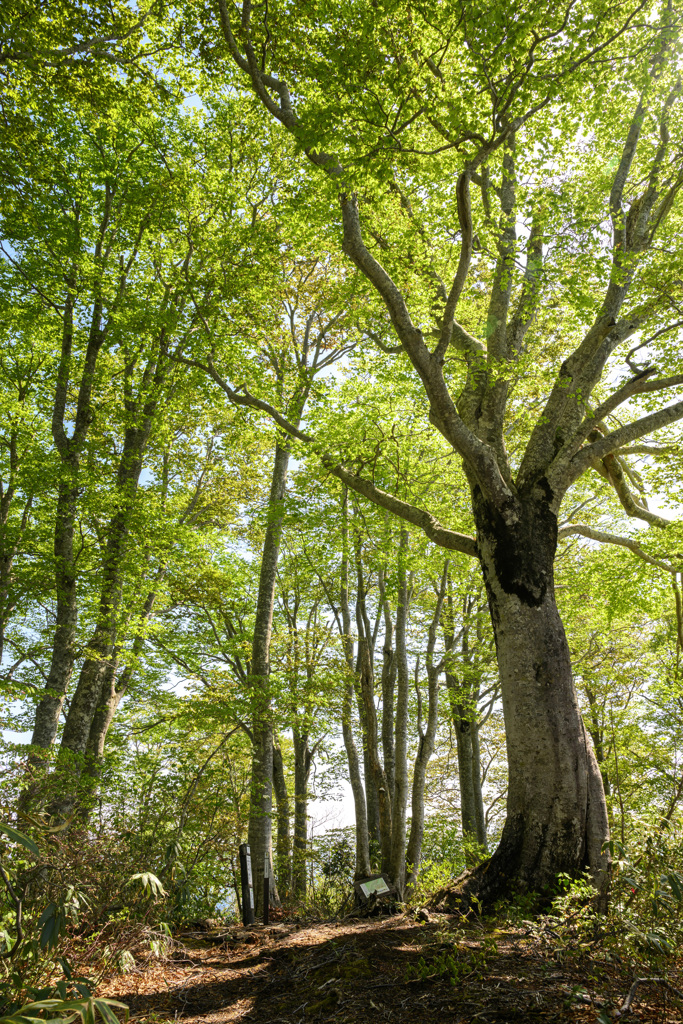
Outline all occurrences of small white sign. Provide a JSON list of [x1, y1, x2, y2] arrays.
[[360, 876, 390, 898]]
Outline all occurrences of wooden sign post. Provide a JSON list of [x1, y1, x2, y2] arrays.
[[239, 843, 255, 926], [263, 852, 270, 925]]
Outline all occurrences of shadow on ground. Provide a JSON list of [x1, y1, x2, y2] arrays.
[[105, 915, 681, 1023]]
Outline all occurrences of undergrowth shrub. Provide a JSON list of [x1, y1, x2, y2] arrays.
[[533, 821, 683, 968], [0, 818, 169, 1013]]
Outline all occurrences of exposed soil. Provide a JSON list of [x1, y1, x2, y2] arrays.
[[100, 914, 683, 1023]]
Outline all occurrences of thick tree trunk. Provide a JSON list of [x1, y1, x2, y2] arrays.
[[272, 737, 292, 897], [247, 440, 289, 915], [469, 489, 609, 904]]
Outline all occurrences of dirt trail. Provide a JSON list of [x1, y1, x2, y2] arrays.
[[101, 914, 683, 1022]]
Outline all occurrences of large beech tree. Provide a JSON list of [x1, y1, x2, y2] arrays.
[[207, 0, 683, 903]]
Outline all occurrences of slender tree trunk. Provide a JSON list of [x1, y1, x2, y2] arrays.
[[405, 660, 440, 891], [49, 409, 156, 816], [247, 440, 289, 914], [444, 586, 488, 856], [363, 729, 381, 849], [272, 737, 292, 897], [357, 637, 392, 872], [292, 728, 310, 898], [25, 259, 108, 771], [389, 530, 409, 894], [585, 686, 611, 797], [378, 569, 396, 807], [341, 676, 372, 879], [0, 440, 33, 665], [79, 587, 159, 796], [469, 491, 609, 904], [405, 564, 446, 891], [26, 475, 79, 753], [339, 487, 371, 879], [471, 719, 487, 848], [355, 685, 381, 851]]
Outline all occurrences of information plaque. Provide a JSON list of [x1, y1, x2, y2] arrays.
[[353, 872, 396, 904]]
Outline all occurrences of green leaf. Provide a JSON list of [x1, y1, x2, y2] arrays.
[[127, 872, 166, 898], [0, 823, 40, 858]]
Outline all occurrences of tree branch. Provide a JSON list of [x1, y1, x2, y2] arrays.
[[175, 353, 478, 557], [558, 523, 680, 574], [566, 398, 683, 486]]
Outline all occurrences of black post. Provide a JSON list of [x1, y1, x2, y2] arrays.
[[239, 843, 255, 926], [263, 851, 270, 925]]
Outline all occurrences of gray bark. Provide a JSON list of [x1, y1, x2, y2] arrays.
[[272, 737, 292, 896], [378, 568, 396, 808], [81, 586, 159, 786], [339, 488, 371, 879], [247, 440, 289, 914], [354, 680, 380, 851], [388, 530, 410, 894], [470, 489, 609, 903], [471, 719, 487, 848], [585, 685, 611, 798], [22, 274, 107, 806], [406, 563, 447, 892], [353, 546, 392, 869], [444, 587, 488, 854], [292, 727, 311, 898], [49, 366, 159, 816], [357, 635, 392, 872]]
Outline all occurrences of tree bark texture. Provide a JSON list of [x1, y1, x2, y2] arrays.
[[247, 439, 290, 915], [378, 568, 396, 808], [357, 636, 393, 873], [79, 586, 159, 799], [49, 388, 158, 816], [27, 477, 80, 753], [339, 488, 371, 879], [470, 486, 609, 903], [406, 563, 447, 892], [292, 727, 311, 898], [389, 530, 410, 895], [470, 719, 487, 848], [272, 737, 292, 896]]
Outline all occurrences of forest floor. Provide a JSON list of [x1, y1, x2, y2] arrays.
[[100, 913, 683, 1023]]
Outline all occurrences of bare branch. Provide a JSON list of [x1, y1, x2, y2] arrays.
[[558, 523, 680, 574], [566, 398, 683, 486]]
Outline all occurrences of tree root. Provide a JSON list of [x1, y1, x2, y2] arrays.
[[614, 977, 683, 1018], [428, 861, 508, 916]]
